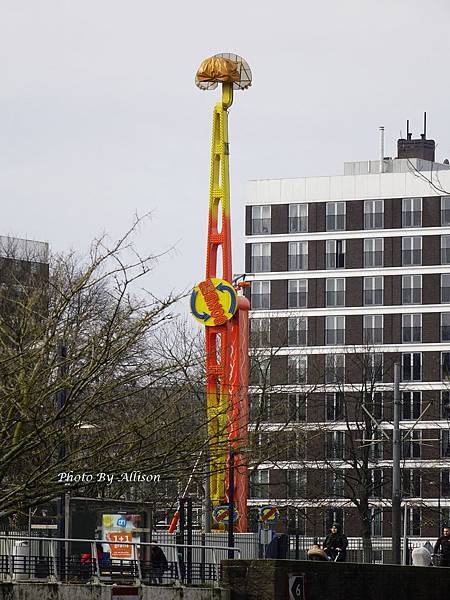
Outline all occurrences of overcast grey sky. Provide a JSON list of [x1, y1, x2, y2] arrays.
[[1, 0, 450, 304]]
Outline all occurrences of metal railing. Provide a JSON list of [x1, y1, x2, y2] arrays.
[[287, 535, 441, 564], [0, 535, 240, 586]]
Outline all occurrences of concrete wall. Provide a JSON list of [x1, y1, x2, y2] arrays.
[[0, 583, 228, 600], [222, 559, 450, 600]]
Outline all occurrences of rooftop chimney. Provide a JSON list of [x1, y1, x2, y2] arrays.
[[397, 113, 435, 162]]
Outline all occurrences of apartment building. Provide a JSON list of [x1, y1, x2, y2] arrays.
[[245, 132, 450, 538]]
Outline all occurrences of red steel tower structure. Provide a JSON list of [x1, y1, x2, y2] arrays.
[[190, 54, 252, 533]]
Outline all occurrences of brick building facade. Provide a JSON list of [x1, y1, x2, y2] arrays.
[[245, 134, 450, 538]]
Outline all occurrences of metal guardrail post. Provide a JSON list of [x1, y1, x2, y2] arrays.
[[132, 542, 141, 584], [212, 548, 219, 588], [6, 539, 12, 581], [48, 540, 58, 582], [175, 545, 182, 585], [92, 541, 101, 583]]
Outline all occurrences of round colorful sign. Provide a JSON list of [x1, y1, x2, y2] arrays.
[[258, 505, 280, 522], [190, 278, 238, 326], [212, 505, 240, 524]]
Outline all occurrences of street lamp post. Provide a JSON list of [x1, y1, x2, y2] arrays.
[[392, 363, 401, 564]]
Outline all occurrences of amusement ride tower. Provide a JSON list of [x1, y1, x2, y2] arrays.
[[190, 54, 252, 533]]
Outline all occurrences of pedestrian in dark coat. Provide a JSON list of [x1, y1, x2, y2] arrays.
[[149, 541, 168, 584], [323, 523, 348, 562], [434, 526, 450, 567]]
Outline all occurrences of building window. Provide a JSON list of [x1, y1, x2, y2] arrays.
[[286, 508, 306, 535], [325, 471, 344, 497], [442, 274, 450, 303], [324, 508, 344, 533], [402, 353, 421, 381], [250, 394, 270, 422], [251, 205, 271, 234], [402, 275, 422, 305], [442, 352, 450, 381], [402, 236, 422, 266], [251, 243, 271, 272], [370, 470, 383, 498], [250, 469, 270, 499], [402, 507, 421, 536], [288, 242, 308, 271], [325, 354, 345, 384], [288, 279, 307, 308], [364, 276, 383, 305], [402, 197, 422, 228], [250, 357, 271, 387], [287, 355, 307, 384], [363, 315, 383, 345], [366, 391, 383, 420], [442, 313, 450, 341], [442, 391, 450, 419], [364, 200, 384, 229], [251, 281, 270, 309], [402, 469, 421, 497], [370, 431, 384, 461], [326, 392, 344, 421], [288, 317, 307, 346], [402, 430, 421, 459], [364, 353, 383, 383], [326, 431, 345, 460], [364, 238, 384, 268], [442, 430, 450, 458], [442, 236, 450, 264], [289, 204, 308, 233], [326, 240, 345, 269], [287, 393, 307, 422], [285, 431, 304, 461], [442, 470, 450, 497], [326, 202, 346, 231], [287, 470, 307, 497], [402, 314, 422, 343], [250, 318, 271, 348], [371, 508, 383, 537], [402, 391, 421, 420], [326, 278, 345, 307], [441, 196, 450, 226], [325, 316, 345, 345]]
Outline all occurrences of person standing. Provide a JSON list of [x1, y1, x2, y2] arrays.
[[323, 523, 348, 562], [149, 541, 168, 584], [434, 526, 450, 566]]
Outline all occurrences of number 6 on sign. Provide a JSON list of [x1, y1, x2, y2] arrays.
[[288, 574, 305, 600]]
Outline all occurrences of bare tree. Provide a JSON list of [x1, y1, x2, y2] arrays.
[[0, 222, 210, 519]]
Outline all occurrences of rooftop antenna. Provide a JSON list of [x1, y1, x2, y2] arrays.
[[379, 126, 385, 173], [421, 111, 427, 139], [407, 119, 411, 140]]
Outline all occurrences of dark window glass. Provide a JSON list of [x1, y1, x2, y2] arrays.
[[326, 392, 344, 421], [326, 240, 345, 269], [287, 317, 307, 346], [442, 274, 450, 303], [289, 204, 308, 233], [288, 279, 307, 308], [251, 205, 271, 234], [402, 353, 421, 381], [326, 202, 346, 231], [251, 281, 270, 309], [441, 197, 450, 226], [442, 353, 450, 381], [364, 200, 384, 229], [402, 391, 421, 420]]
